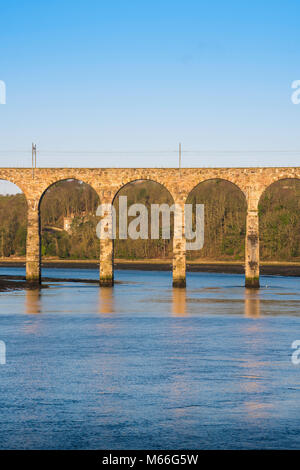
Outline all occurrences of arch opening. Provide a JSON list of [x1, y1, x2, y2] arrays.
[[113, 179, 175, 262], [0, 180, 27, 260], [259, 178, 300, 262], [186, 178, 247, 262], [39, 179, 100, 262]]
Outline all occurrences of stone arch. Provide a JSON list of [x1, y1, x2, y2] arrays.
[[111, 178, 176, 205], [186, 177, 247, 203], [112, 178, 175, 259], [37, 178, 100, 277], [0, 172, 29, 199], [255, 171, 300, 205], [258, 175, 300, 202], [96, 178, 179, 287], [110, 178, 186, 287], [0, 178, 28, 203], [258, 177, 300, 261], [185, 178, 247, 262], [38, 177, 100, 210]]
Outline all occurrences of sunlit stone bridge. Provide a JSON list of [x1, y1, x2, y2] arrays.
[[0, 166, 299, 288]]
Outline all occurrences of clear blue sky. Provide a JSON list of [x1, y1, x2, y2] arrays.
[[0, 0, 300, 171]]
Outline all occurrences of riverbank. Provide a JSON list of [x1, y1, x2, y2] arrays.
[[1, 257, 300, 276]]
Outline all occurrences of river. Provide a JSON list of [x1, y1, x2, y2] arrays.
[[0, 266, 299, 449]]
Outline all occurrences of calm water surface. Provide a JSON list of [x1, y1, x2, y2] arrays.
[[0, 267, 300, 449]]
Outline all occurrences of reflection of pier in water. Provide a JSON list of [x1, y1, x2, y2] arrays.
[[239, 306, 275, 421], [99, 287, 115, 314], [25, 288, 41, 315], [23, 282, 263, 318], [244, 288, 261, 318], [172, 288, 187, 316], [172, 287, 262, 317]]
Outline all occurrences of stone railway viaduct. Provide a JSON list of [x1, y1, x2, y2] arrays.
[[0, 166, 299, 288]]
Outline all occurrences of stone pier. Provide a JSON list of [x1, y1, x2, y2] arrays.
[[172, 203, 186, 287], [173, 237, 186, 287], [245, 210, 260, 288], [100, 238, 114, 287], [26, 200, 41, 283]]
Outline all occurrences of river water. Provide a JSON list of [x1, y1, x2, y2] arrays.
[[0, 266, 299, 449]]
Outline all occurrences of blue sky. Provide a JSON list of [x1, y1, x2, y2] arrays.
[[0, 0, 300, 173]]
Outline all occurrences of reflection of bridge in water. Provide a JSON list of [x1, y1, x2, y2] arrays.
[[25, 284, 263, 317], [1, 166, 300, 289]]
